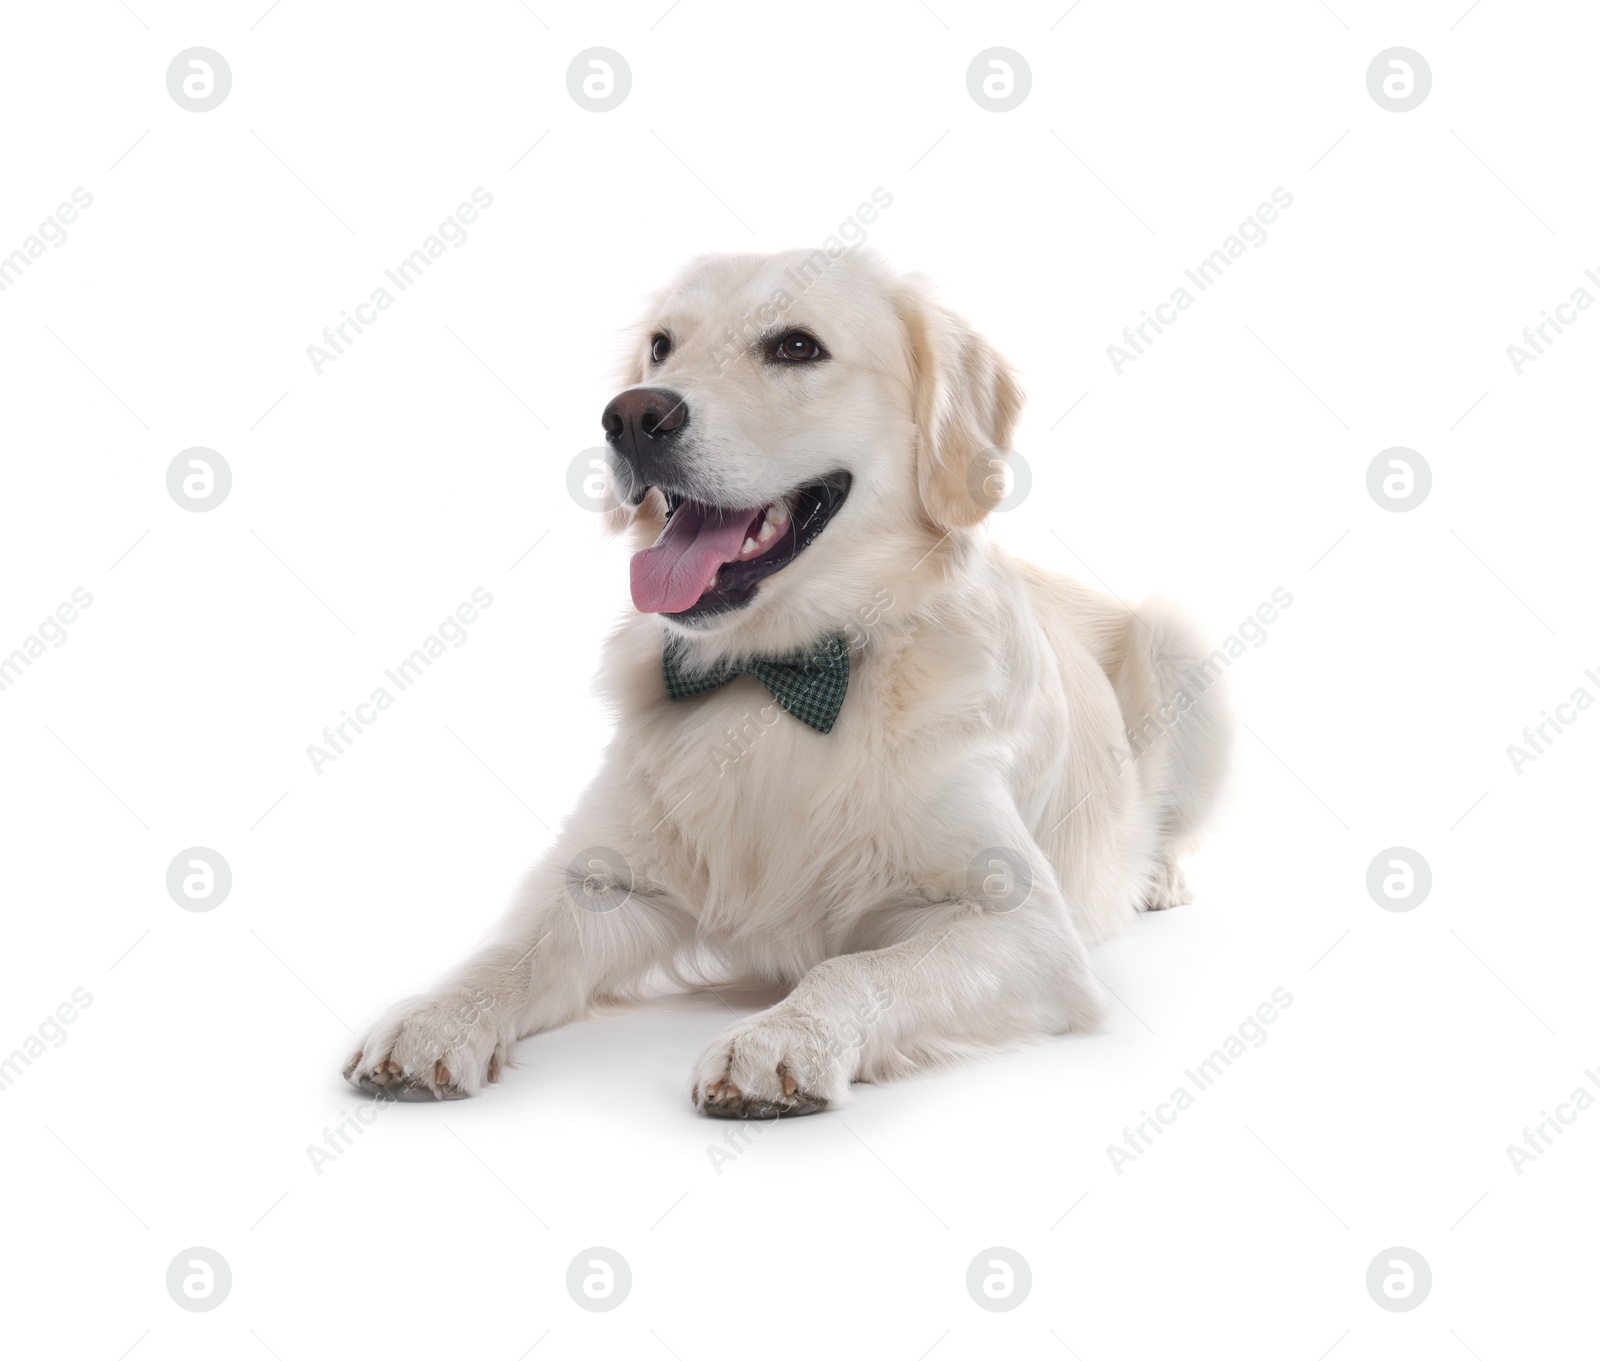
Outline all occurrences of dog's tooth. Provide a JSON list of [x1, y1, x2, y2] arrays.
[[769, 502, 790, 527], [741, 536, 758, 554], [757, 520, 776, 542]]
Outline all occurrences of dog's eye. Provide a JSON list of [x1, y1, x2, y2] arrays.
[[651, 333, 672, 364], [771, 331, 825, 363]]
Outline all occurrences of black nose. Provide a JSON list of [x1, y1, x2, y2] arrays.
[[601, 387, 689, 448]]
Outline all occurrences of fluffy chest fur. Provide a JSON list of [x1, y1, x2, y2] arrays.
[[594, 556, 1112, 979]]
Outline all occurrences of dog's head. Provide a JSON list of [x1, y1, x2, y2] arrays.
[[602, 250, 1022, 649]]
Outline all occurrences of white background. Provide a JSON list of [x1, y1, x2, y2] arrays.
[[1, 1, 1596, 1357]]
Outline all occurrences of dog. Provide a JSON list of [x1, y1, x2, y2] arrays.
[[343, 249, 1233, 1117]]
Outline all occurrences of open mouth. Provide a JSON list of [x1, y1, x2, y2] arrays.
[[629, 472, 852, 621]]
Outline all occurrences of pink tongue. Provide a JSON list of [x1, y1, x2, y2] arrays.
[[630, 502, 756, 614]]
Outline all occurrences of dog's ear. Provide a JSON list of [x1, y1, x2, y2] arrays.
[[892, 276, 1025, 529]]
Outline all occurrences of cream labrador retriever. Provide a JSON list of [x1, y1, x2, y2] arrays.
[[343, 249, 1232, 1117]]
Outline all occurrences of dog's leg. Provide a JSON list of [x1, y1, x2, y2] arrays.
[[691, 863, 1106, 1118], [344, 787, 694, 1099]]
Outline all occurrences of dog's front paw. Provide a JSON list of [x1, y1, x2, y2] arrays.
[[690, 1008, 850, 1119], [1143, 858, 1191, 911], [343, 989, 507, 1101]]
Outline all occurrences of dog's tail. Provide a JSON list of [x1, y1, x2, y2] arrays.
[[1107, 596, 1236, 881]]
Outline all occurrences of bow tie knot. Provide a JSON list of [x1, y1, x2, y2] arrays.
[[662, 634, 850, 733]]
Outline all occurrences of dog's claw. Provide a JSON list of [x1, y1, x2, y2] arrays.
[[694, 1071, 826, 1120]]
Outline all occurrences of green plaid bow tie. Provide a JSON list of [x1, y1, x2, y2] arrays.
[[662, 634, 850, 734]]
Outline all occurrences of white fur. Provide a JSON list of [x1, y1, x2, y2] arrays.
[[344, 250, 1233, 1117]]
